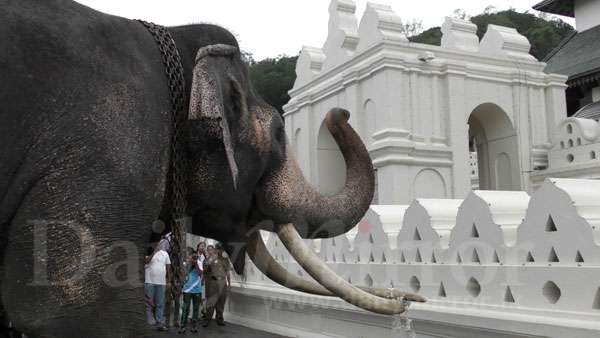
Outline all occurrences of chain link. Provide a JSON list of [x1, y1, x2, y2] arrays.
[[138, 20, 188, 306]]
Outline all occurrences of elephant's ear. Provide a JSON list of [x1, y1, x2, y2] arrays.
[[189, 44, 245, 190]]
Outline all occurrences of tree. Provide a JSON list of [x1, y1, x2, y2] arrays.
[[470, 9, 574, 60], [400, 19, 424, 39], [483, 6, 497, 15], [248, 55, 298, 115], [453, 9, 470, 20], [409, 26, 442, 45], [241, 51, 256, 65]]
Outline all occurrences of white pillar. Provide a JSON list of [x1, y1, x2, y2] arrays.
[[445, 62, 471, 199]]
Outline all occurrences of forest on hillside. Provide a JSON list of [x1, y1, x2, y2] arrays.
[[248, 8, 575, 114]]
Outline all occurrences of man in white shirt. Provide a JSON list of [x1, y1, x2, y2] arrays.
[[196, 241, 207, 270], [145, 243, 171, 331]]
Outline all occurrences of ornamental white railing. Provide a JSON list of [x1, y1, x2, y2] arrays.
[[229, 178, 600, 337]]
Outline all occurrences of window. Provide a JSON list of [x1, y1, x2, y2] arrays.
[[567, 154, 575, 163]]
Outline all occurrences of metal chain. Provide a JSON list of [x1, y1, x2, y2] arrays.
[[137, 20, 188, 308]]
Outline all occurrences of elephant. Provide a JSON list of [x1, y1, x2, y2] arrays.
[[0, 0, 424, 337]]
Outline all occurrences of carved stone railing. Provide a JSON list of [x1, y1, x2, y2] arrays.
[[227, 178, 600, 338]]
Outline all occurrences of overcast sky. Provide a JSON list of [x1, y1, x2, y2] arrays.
[[74, 0, 573, 61]]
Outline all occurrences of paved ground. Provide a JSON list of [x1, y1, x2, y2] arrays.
[[145, 322, 288, 338]]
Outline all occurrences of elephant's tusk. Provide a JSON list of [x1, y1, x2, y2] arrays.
[[247, 228, 427, 303], [246, 229, 331, 296], [275, 223, 425, 315]]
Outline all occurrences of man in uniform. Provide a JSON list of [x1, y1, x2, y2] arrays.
[[202, 243, 231, 327]]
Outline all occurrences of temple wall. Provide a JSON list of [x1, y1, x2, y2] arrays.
[[575, 0, 600, 32]]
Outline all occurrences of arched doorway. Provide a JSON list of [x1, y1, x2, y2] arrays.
[[317, 121, 346, 195], [468, 103, 521, 191]]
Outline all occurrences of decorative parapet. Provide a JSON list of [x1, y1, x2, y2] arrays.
[[232, 178, 600, 337], [480, 24, 536, 61], [319, 221, 356, 264], [517, 178, 600, 266], [321, 0, 360, 70], [353, 207, 397, 264], [448, 191, 529, 265], [400, 199, 461, 264], [366, 205, 409, 249], [441, 17, 479, 52], [355, 3, 407, 52], [292, 46, 326, 90], [286, 1, 549, 102]]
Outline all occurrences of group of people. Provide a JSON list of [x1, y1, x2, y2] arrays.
[[144, 235, 231, 333]]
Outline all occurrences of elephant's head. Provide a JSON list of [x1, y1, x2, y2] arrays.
[[184, 44, 424, 315]]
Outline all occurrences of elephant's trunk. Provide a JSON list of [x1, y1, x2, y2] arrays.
[[256, 108, 374, 239]]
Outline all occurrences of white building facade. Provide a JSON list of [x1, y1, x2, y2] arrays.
[[574, 0, 600, 32], [283, 0, 568, 204], [218, 2, 600, 337]]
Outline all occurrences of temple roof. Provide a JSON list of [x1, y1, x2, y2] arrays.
[[573, 101, 600, 120], [533, 0, 575, 17], [544, 24, 600, 87]]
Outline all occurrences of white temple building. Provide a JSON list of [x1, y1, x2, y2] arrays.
[[282, 0, 600, 204], [221, 1, 600, 337]]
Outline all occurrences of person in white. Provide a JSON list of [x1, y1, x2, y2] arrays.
[[145, 239, 171, 331], [196, 241, 207, 270]]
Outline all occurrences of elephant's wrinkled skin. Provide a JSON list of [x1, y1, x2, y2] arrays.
[[0, 0, 383, 337]]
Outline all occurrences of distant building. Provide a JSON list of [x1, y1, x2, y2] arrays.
[[526, 0, 600, 183], [534, 0, 600, 117]]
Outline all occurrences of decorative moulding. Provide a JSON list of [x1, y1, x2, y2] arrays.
[[356, 2, 407, 53], [479, 24, 536, 61], [292, 46, 326, 90], [441, 17, 479, 53], [321, 0, 360, 71]]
